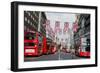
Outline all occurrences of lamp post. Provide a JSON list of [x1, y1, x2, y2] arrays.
[[38, 12, 41, 32]]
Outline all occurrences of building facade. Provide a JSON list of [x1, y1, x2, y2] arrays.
[[24, 11, 47, 36], [74, 14, 90, 49]]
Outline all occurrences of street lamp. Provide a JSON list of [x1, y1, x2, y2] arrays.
[[38, 12, 41, 32]]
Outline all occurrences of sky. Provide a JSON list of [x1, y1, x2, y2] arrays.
[[45, 12, 76, 31]]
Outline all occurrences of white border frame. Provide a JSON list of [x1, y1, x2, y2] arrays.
[[18, 5, 96, 69]]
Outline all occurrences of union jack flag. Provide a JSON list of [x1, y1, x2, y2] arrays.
[[54, 21, 60, 33], [72, 21, 78, 32], [63, 22, 69, 33], [45, 20, 50, 32]]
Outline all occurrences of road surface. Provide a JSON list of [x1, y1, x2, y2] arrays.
[[24, 51, 86, 62]]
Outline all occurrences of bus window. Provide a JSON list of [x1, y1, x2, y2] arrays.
[[38, 35, 43, 42], [86, 45, 90, 52], [38, 34, 43, 49], [86, 39, 90, 52], [24, 43, 35, 46], [25, 32, 36, 40]]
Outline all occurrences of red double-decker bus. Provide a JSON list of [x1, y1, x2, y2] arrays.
[[24, 31, 43, 57], [46, 38, 57, 54], [42, 36, 47, 55], [76, 38, 90, 58]]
